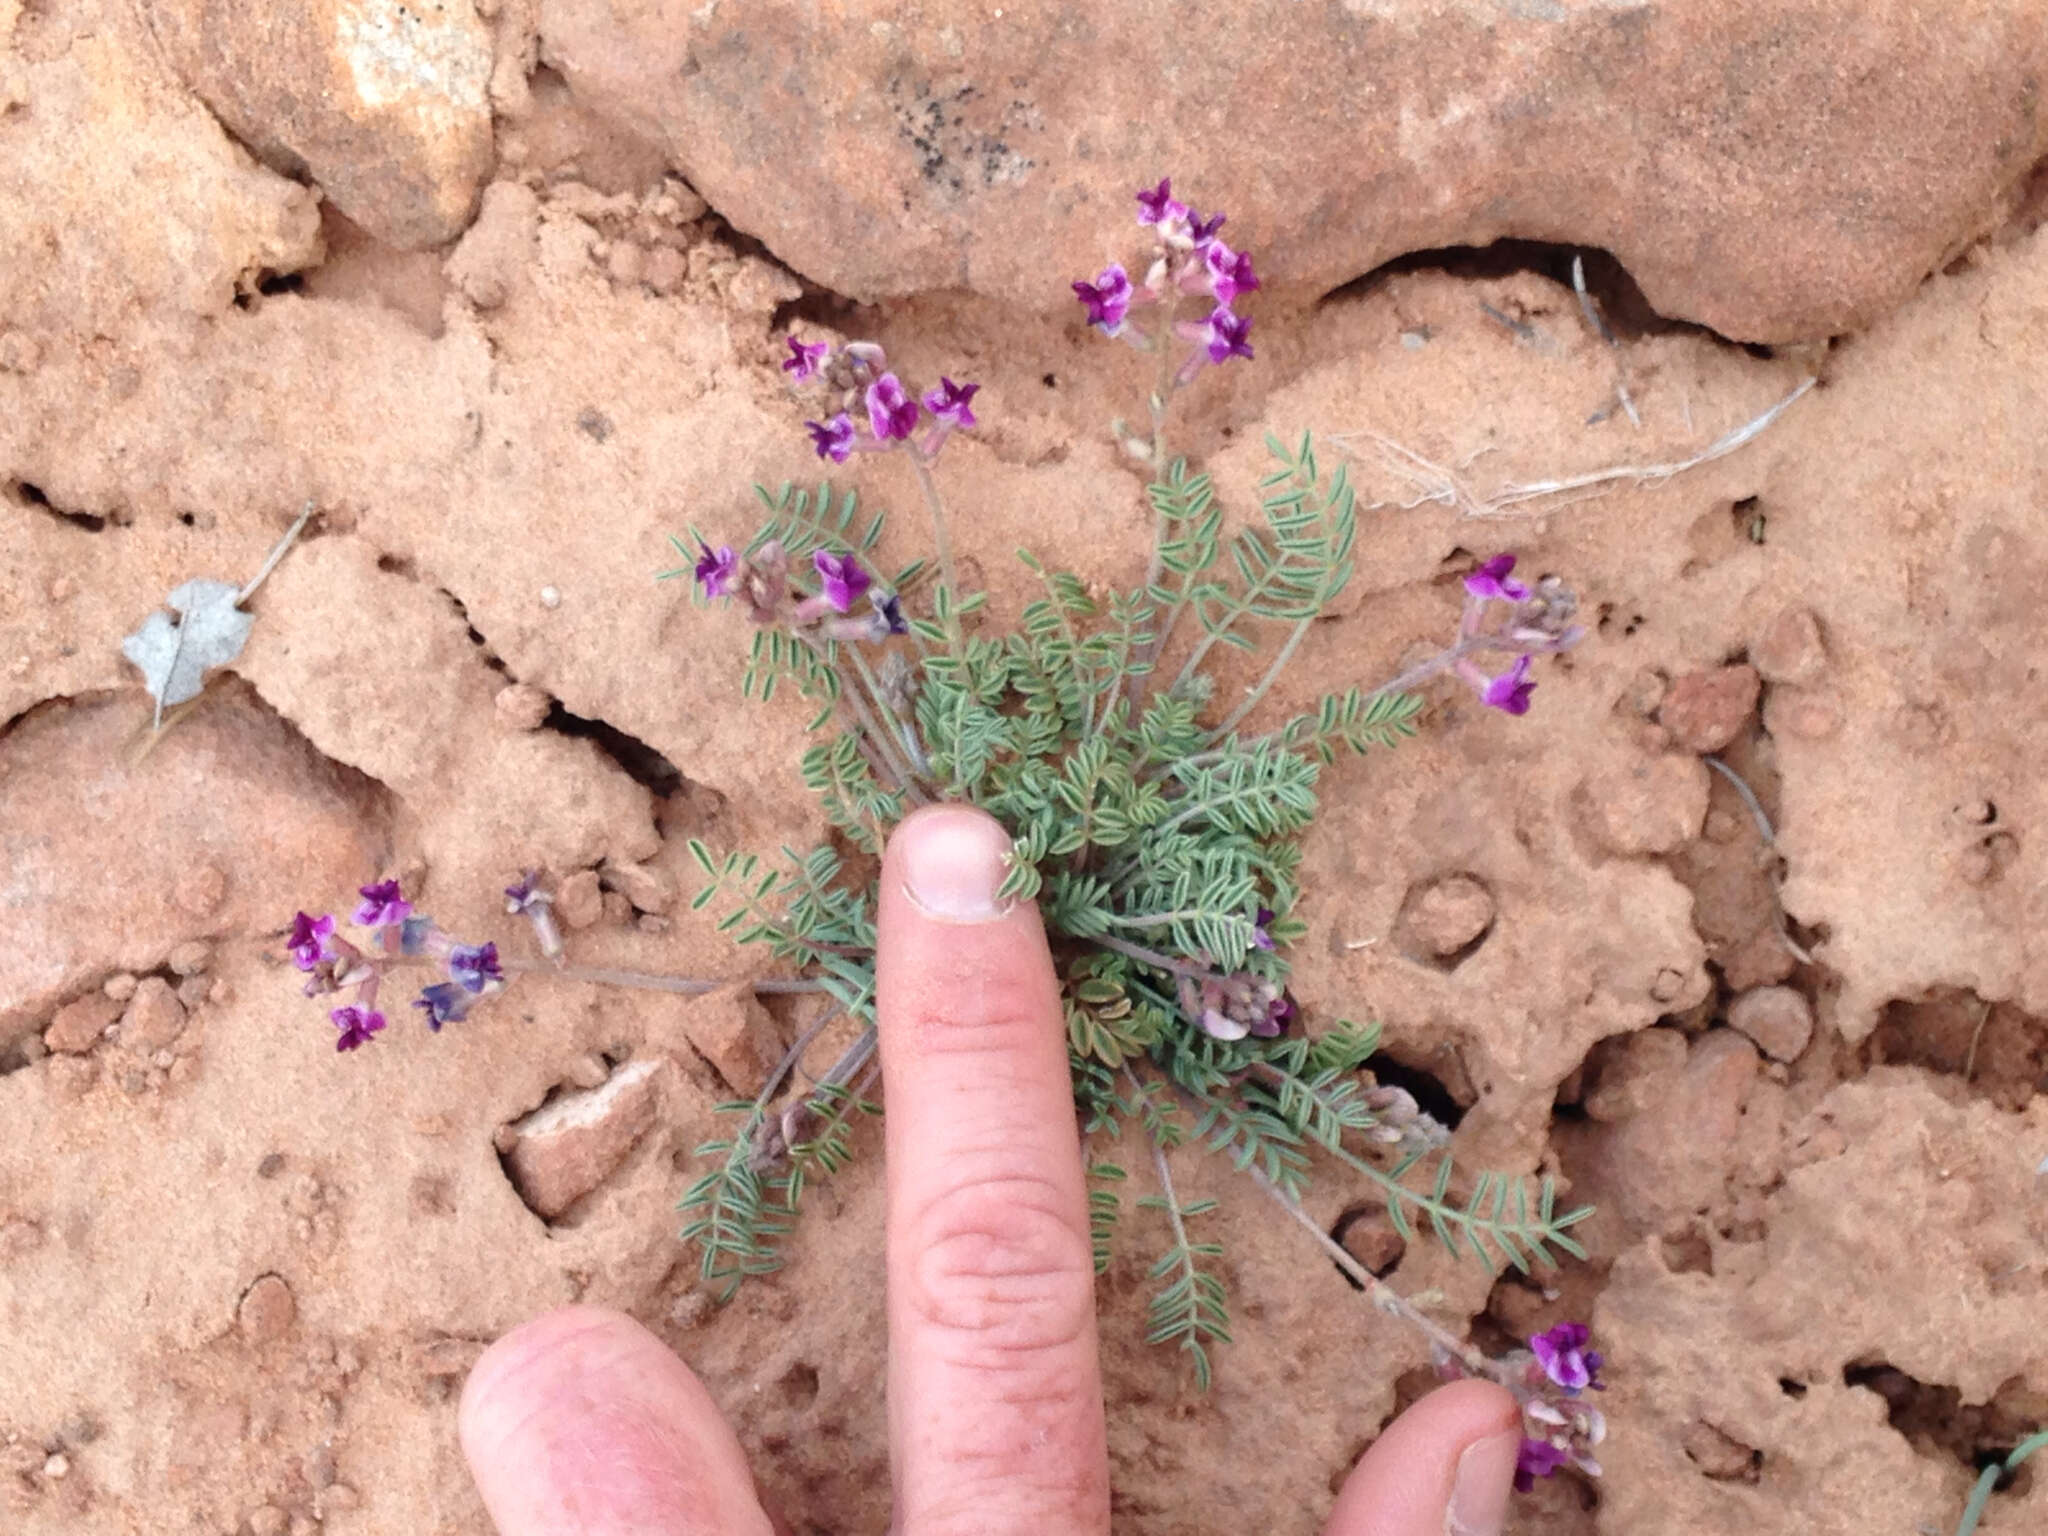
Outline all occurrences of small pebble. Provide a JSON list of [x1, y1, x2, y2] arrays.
[[540, 585, 561, 609], [42, 1453, 68, 1480], [174, 863, 227, 917], [494, 683, 553, 732], [554, 869, 604, 930], [603, 860, 674, 914], [1727, 985, 1814, 1062], [101, 972, 138, 1002], [121, 976, 186, 1051], [565, 1052, 610, 1089], [168, 941, 213, 975], [1660, 664, 1761, 753], [643, 245, 686, 294], [303, 1442, 336, 1489], [1752, 606, 1826, 684]]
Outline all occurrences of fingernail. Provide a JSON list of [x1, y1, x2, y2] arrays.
[[1446, 1429, 1520, 1536], [898, 807, 1014, 924]]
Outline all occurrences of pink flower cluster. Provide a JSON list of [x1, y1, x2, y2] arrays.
[[1453, 555, 1585, 716], [289, 879, 504, 1051], [1072, 178, 1259, 384], [1514, 1323, 1607, 1490], [778, 337, 980, 465], [688, 535, 905, 644]]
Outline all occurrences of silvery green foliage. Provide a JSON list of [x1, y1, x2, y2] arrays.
[[675, 433, 1589, 1381]]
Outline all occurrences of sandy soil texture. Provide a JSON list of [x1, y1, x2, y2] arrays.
[[4, 2, 2047, 1533]]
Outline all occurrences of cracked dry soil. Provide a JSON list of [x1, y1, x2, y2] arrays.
[[5, 2, 2048, 1533]]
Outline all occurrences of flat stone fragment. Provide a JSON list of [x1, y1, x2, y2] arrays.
[[538, 0, 2048, 339], [153, 0, 495, 249]]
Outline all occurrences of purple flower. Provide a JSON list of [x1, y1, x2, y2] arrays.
[[806, 413, 856, 463], [1481, 655, 1536, 716], [1203, 240, 1259, 305], [287, 912, 337, 972], [1252, 907, 1276, 951], [1185, 208, 1226, 246], [1072, 264, 1132, 333], [1136, 178, 1185, 227], [1251, 992, 1296, 1039], [1201, 307, 1254, 364], [1530, 1323, 1604, 1394], [865, 374, 920, 441], [352, 880, 411, 930], [694, 541, 738, 600], [1196, 1007, 1248, 1043], [814, 550, 873, 613], [922, 377, 980, 429], [1465, 554, 1531, 603], [331, 1005, 386, 1052], [448, 942, 502, 994], [781, 335, 828, 381], [878, 594, 908, 636], [1514, 1438, 1570, 1493], [505, 872, 545, 913], [413, 983, 475, 1032]]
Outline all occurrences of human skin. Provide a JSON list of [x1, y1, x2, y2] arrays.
[[460, 805, 1522, 1535]]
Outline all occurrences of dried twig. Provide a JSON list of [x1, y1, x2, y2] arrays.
[[1336, 376, 1815, 520], [1572, 254, 1639, 428]]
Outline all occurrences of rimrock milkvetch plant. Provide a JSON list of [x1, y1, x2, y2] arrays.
[[661, 175, 1602, 1458], [278, 178, 1604, 1495]]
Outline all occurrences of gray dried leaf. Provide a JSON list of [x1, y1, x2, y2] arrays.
[[121, 578, 254, 714]]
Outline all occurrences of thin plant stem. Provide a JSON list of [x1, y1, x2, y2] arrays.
[[1954, 1427, 2048, 1536], [1166, 637, 1482, 774], [1102, 908, 1251, 939], [1148, 1131, 1204, 1281], [1090, 932, 1221, 981], [1138, 311, 1177, 595], [764, 1003, 847, 1099], [1243, 1162, 1505, 1384], [837, 660, 928, 805], [1206, 615, 1314, 743], [910, 452, 963, 652], [1126, 305, 1182, 725], [236, 499, 317, 606], [434, 955, 830, 996], [847, 644, 932, 783]]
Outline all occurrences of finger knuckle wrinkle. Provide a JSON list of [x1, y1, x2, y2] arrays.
[[906, 1174, 1094, 1351], [909, 1001, 1057, 1061]]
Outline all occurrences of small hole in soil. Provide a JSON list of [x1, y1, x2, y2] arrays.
[[1840, 1360, 2038, 1484], [1329, 1202, 1406, 1285], [1659, 1229, 1714, 1276], [1365, 1053, 1467, 1128], [1778, 1377, 1808, 1398], [375, 552, 416, 577], [177, 511, 196, 527], [541, 703, 685, 799], [1867, 988, 2048, 1112], [14, 481, 106, 531], [1041, 372, 1057, 388], [779, 1361, 821, 1407], [1732, 494, 1766, 545]]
